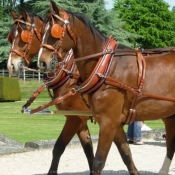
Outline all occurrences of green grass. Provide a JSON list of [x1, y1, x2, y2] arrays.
[[0, 80, 164, 143]]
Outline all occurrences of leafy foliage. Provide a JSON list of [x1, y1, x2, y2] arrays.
[[32, 0, 138, 46], [0, 3, 13, 66], [0, 0, 138, 67], [114, 0, 175, 49]]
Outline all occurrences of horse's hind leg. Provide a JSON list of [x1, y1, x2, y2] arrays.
[[77, 121, 94, 174], [48, 116, 93, 175], [113, 126, 140, 175], [159, 118, 175, 175]]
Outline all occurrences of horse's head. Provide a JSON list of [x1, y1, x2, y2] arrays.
[[7, 7, 43, 76], [38, 0, 77, 73]]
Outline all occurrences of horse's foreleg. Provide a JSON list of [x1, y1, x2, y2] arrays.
[[77, 122, 94, 175], [92, 119, 117, 175], [48, 116, 83, 175], [159, 118, 175, 175], [113, 127, 140, 175]]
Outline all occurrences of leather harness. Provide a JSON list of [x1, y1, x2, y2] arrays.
[[23, 10, 175, 125], [22, 49, 79, 114]]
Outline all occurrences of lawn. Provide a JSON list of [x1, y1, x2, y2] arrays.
[[0, 79, 164, 143]]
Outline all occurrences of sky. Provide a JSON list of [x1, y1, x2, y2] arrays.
[[106, 0, 175, 10]]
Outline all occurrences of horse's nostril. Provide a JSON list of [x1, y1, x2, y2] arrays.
[[40, 61, 47, 72], [18, 60, 24, 68], [41, 61, 46, 68]]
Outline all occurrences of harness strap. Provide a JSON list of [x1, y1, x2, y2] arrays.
[[105, 52, 146, 125], [10, 48, 30, 66], [10, 48, 23, 57], [142, 92, 175, 102], [22, 49, 80, 114], [40, 43, 61, 57], [30, 88, 77, 114], [105, 50, 175, 124], [21, 84, 46, 112], [76, 37, 117, 93], [125, 52, 146, 124], [56, 49, 115, 67], [57, 47, 175, 67]]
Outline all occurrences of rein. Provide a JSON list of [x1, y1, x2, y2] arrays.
[[56, 47, 175, 67], [20, 66, 40, 73]]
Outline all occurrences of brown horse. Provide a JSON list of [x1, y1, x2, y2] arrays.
[[37, 1, 175, 175], [7, 8, 94, 175], [7, 9, 43, 75]]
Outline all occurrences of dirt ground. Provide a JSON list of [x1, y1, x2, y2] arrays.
[[0, 138, 175, 175]]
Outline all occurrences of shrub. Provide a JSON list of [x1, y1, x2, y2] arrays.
[[0, 77, 21, 102]]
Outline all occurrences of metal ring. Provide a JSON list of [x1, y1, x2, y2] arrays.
[[70, 88, 77, 95]]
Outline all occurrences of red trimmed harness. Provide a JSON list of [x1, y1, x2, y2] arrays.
[[25, 10, 175, 125]]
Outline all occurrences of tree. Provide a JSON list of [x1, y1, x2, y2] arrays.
[[0, 0, 15, 68], [32, 0, 138, 46], [0, 0, 138, 68], [172, 6, 175, 13], [114, 0, 175, 49]]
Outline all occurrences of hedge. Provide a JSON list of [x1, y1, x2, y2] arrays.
[[0, 77, 21, 102]]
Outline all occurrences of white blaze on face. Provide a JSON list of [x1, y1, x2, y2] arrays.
[[159, 155, 171, 175], [7, 30, 18, 71], [37, 23, 50, 67]]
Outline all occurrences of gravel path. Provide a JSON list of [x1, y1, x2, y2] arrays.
[[0, 138, 175, 175]]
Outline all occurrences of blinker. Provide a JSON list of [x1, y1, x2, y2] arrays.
[[21, 30, 30, 43], [51, 24, 63, 38]]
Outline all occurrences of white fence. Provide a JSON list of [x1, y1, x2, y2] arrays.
[[0, 69, 43, 82]]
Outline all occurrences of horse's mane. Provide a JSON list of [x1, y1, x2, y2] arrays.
[[67, 11, 106, 40]]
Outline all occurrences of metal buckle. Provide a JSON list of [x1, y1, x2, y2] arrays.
[[96, 73, 106, 78], [64, 20, 69, 25]]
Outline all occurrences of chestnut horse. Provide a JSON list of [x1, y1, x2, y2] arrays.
[[7, 8, 94, 174], [37, 1, 175, 175]]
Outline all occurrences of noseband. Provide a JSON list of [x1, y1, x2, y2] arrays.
[[8, 18, 42, 66], [40, 11, 76, 62]]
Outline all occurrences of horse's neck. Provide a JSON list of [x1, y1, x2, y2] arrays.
[[72, 19, 106, 80]]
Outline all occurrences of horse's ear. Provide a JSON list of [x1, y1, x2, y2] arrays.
[[18, 7, 30, 21], [10, 10, 19, 21], [50, 0, 59, 14]]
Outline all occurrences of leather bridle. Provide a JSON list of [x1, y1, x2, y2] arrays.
[[40, 11, 76, 62], [8, 18, 42, 66]]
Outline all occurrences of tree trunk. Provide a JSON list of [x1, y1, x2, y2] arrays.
[[20, 0, 24, 5]]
